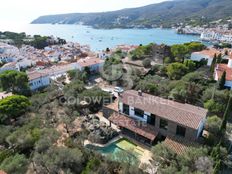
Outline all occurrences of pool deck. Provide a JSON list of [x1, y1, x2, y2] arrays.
[[84, 135, 153, 166], [84, 135, 123, 148], [93, 112, 153, 165]]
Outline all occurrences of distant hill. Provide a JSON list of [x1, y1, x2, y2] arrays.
[[31, 0, 232, 28]]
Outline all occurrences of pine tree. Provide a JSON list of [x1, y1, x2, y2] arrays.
[[218, 71, 226, 90], [213, 160, 221, 174], [210, 54, 217, 73]]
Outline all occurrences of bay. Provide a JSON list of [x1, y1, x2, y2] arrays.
[[0, 23, 200, 51]]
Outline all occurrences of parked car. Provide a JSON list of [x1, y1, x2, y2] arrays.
[[114, 87, 124, 93]]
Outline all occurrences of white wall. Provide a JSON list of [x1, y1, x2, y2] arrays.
[[29, 76, 50, 91], [121, 104, 148, 122], [190, 53, 212, 66]]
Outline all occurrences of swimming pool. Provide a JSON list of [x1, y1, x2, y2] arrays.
[[86, 138, 144, 163]]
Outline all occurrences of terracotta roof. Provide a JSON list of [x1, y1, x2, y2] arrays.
[[193, 48, 220, 58], [164, 136, 198, 154], [77, 57, 104, 68], [27, 71, 49, 81], [120, 90, 207, 129], [0, 171, 7, 174], [215, 64, 232, 81], [105, 99, 119, 111], [109, 112, 157, 140]]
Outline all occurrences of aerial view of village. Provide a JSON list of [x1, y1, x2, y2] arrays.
[[0, 0, 232, 174]]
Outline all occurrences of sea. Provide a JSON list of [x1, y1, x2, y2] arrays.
[[0, 23, 201, 51]]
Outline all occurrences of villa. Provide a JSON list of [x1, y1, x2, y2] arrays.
[[190, 48, 221, 66], [214, 54, 232, 89], [103, 90, 208, 151], [74, 57, 104, 72], [27, 71, 50, 91]]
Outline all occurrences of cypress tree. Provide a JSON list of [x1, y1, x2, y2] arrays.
[[210, 54, 217, 73], [220, 96, 232, 134], [216, 53, 222, 63], [218, 71, 226, 90]]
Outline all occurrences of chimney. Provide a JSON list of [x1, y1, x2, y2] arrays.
[[138, 90, 142, 96]]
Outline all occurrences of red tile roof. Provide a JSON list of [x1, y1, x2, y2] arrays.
[[109, 112, 157, 140], [194, 48, 220, 58], [120, 90, 207, 129], [215, 64, 232, 81], [77, 57, 104, 68], [0, 171, 7, 174], [164, 136, 198, 154]]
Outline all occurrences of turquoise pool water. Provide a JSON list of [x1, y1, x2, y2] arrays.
[[86, 138, 141, 163]]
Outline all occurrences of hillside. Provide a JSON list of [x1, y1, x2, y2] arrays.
[[31, 0, 232, 28]]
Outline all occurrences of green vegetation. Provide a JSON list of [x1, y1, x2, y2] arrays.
[[32, 0, 232, 29], [0, 95, 30, 122], [0, 70, 30, 95], [0, 40, 231, 173], [0, 31, 66, 48], [218, 71, 226, 90], [142, 58, 151, 68], [166, 62, 188, 80], [130, 44, 153, 60], [151, 143, 214, 173]]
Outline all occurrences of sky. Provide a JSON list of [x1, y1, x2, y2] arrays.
[[0, 0, 167, 24]]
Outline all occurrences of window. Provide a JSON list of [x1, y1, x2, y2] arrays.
[[160, 119, 168, 130], [123, 104, 129, 115], [134, 108, 144, 118], [176, 125, 186, 137], [147, 114, 156, 125]]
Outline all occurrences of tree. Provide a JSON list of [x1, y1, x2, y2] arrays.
[[142, 58, 151, 68], [216, 54, 222, 64], [218, 71, 226, 90], [33, 147, 85, 174], [151, 143, 213, 174], [205, 116, 222, 135], [202, 88, 230, 116], [166, 62, 188, 80], [220, 96, 232, 134], [0, 70, 30, 95], [183, 59, 196, 72], [184, 42, 205, 52], [67, 70, 77, 80], [171, 44, 189, 62], [210, 54, 217, 73], [0, 154, 28, 174], [0, 95, 31, 121]]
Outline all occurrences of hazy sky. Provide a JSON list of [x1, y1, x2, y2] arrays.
[[0, 0, 167, 23]]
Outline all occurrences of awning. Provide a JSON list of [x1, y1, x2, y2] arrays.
[[109, 113, 157, 141]]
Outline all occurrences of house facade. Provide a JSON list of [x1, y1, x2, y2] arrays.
[[74, 57, 104, 72], [190, 48, 221, 66], [103, 90, 208, 146], [0, 62, 20, 73], [214, 55, 232, 89], [27, 71, 50, 91]]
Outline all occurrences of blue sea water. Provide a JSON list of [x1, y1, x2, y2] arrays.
[[0, 23, 200, 51]]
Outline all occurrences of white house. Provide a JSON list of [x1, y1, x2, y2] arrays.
[[214, 54, 232, 89], [74, 57, 104, 72], [27, 71, 50, 91], [190, 48, 221, 66], [0, 62, 20, 73], [0, 55, 16, 63], [17, 59, 35, 69]]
